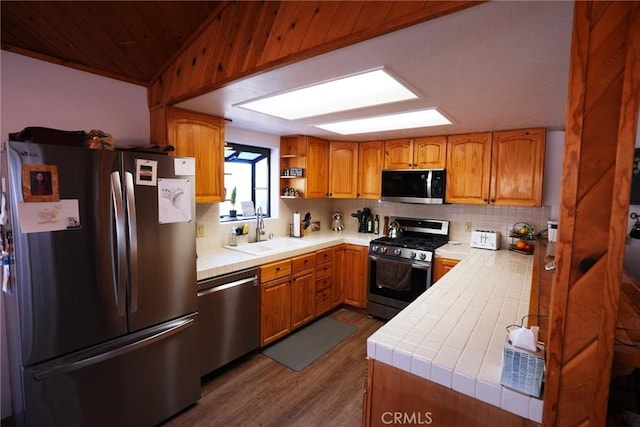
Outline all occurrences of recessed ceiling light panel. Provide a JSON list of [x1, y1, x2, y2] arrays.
[[235, 69, 418, 120], [314, 109, 452, 135]]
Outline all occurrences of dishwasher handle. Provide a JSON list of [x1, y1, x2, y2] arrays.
[[197, 275, 257, 297]]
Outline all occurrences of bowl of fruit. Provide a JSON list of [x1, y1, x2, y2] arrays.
[[509, 222, 535, 254]]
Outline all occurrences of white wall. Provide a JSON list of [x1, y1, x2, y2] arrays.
[[0, 51, 150, 419], [0, 51, 149, 145]]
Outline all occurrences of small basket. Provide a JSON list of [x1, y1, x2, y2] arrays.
[[509, 222, 535, 255]]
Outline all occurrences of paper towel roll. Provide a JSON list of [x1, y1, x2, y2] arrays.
[[293, 212, 301, 237]]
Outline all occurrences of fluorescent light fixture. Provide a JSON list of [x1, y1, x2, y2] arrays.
[[314, 109, 452, 135], [235, 69, 418, 120]]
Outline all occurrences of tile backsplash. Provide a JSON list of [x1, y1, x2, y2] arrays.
[[196, 198, 551, 254]]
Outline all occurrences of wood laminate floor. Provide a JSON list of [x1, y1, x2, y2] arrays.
[[162, 308, 384, 427]]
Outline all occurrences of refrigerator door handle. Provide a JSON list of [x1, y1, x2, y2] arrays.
[[33, 317, 195, 381], [110, 171, 127, 317], [124, 171, 139, 313]]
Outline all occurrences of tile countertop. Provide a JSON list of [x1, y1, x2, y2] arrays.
[[196, 231, 376, 281], [367, 247, 543, 424]]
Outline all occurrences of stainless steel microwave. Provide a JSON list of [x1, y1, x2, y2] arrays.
[[380, 169, 446, 204]]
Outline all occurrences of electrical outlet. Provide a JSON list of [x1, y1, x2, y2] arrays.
[[196, 224, 205, 238], [464, 221, 472, 232]]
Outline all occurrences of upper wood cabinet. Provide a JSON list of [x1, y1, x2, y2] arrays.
[[445, 129, 545, 206], [328, 141, 358, 198], [166, 107, 225, 203], [490, 128, 545, 207], [445, 132, 492, 204], [384, 136, 447, 169], [280, 135, 328, 199], [358, 141, 384, 199], [414, 136, 447, 169], [384, 138, 413, 169]]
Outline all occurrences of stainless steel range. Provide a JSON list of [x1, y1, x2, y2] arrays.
[[367, 217, 450, 320]]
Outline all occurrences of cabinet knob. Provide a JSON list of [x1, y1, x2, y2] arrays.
[[490, 198, 496, 203], [408, 164, 412, 167], [483, 198, 488, 203], [276, 267, 280, 271]]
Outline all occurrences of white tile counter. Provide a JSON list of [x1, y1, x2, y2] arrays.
[[196, 231, 375, 281], [366, 247, 543, 423]]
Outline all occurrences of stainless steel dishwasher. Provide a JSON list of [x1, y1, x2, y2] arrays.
[[197, 267, 259, 376]]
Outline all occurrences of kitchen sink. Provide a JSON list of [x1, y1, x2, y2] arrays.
[[225, 237, 308, 256]]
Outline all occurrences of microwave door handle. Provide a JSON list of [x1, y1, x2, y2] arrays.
[[426, 170, 432, 200]]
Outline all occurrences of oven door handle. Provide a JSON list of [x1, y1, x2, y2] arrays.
[[369, 254, 432, 270]]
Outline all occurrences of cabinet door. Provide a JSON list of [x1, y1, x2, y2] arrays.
[[414, 136, 447, 169], [358, 141, 384, 199], [167, 107, 225, 203], [490, 128, 545, 206], [332, 245, 345, 307], [445, 133, 492, 204], [342, 245, 368, 308], [384, 138, 413, 169], [306, 137, 329, 198], [329, 141, 358, 198], [433, 257, 460, 283], [291, 268, 316, 330], [260, 276, 291, 346]]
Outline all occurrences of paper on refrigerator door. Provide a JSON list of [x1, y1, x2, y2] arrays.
[[158, 178, 192, 224], [17, 200, 81, 233]]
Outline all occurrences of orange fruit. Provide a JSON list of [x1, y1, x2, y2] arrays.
[[515, 240, 527, 249]]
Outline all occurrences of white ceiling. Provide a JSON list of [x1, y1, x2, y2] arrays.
[[177, 1, 575, 142]]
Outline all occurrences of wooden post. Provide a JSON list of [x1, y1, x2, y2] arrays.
[[543, 2, 640, 425]]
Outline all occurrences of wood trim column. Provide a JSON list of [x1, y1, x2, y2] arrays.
[[543, 2, 640, 426]]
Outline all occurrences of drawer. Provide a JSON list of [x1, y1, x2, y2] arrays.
[[316, 248, 333, 265], [315, 285, 331, 316], [292, 253, 316, 273], [259, 259, 291, 282], [316, 276, 332, 292], [315, 264, 332, 279]]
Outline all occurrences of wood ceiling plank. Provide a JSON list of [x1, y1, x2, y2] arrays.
[[239, 2, 282, 78], [259, 1, 299, 66], [297, 1, 341, 51], [352, 1, 394, 34], [197, 4, 240, 90], [277, 1, 321, 60], [194, 13, 228, 90], [556, 341, 599, 426], [63, 1, 148, 81], [323, 1, 365, 41], [385, 1, 428, 22]]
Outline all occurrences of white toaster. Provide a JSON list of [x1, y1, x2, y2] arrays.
[[470, 230, 501, 250]]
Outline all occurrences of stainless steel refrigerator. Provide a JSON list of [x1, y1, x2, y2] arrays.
[[1, 141, 200, 427]]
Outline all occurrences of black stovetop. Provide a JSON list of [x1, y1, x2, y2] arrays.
[[370, 233, 448, 251]]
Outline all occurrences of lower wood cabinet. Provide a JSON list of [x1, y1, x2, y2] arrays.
[[260, 274, 291, 346], [291, 253, 316, 330], [340, 244, 368, 308], [433, 257, 460, 283]]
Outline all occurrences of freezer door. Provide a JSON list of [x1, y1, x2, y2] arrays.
[[20, 315, 200, 427], [5, 142, 127, 366], [121, 152, 197, 332]]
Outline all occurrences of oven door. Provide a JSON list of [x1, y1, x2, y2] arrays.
[[367, 254, 432, 319]]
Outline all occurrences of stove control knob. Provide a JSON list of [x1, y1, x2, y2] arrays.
[[371, 245, 379, 252], [409, 251, 417, 259], [380, 247, 387, 254], [419, 253, 427, 260], [393, 248, 402, 256]]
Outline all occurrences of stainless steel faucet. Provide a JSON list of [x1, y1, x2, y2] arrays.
[[256, 206, 266, 242]]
